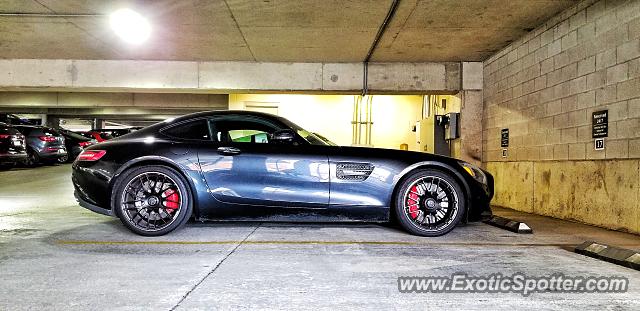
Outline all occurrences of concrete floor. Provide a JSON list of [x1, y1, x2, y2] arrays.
[[0, 164, 639, 310]]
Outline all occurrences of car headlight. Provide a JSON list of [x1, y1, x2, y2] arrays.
[[458, 161, 488, 185]]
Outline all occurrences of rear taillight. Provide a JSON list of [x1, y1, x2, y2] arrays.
[[39, 136, 57, 142], [78, 141, 92, 147], [77, 150, 106, 161], [0, 134, 10, 139]]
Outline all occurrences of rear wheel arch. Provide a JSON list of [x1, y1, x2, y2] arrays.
[[109, 158, 200, 218]]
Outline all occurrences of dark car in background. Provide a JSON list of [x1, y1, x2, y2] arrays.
[[72, 111, 493, 237], [58, 129, 95, 163], [0, 122, 27, 168], [96, 128, 137, 138], [14, 125, 67, 166]]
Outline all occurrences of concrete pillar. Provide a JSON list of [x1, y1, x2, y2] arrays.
[[458, 62, 484, 165], [93, 118, 105, 130], [458, 90, 483, 165], [46, 116, 61, 129]]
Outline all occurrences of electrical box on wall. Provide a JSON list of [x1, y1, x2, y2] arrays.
[[445, 112, 460, 140]]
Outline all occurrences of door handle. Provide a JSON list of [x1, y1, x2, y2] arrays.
[[217, 146, 241, 155]]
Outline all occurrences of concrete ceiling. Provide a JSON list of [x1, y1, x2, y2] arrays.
[[0, 0, 579, 62]]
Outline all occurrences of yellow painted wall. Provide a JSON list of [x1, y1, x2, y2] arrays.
[[229, 94, 423, 151], [487, 160, 640, 234], [369, 95, 422, 151], [418, 95, 462, 157]]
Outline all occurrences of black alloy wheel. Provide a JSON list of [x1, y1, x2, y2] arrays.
[[113, 165, 192, 236], [394, 169, 466, 237]]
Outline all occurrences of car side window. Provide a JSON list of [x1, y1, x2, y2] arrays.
[[211, 116, 281, 144], [162, 120, 211, 141]]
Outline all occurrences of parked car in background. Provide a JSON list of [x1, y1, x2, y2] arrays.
[[81, 130, 113, 142], [14, 125, 67, 166], [95, 128, 137, 138], [0, 122, 27, 168], [58, 129, 95, 163]]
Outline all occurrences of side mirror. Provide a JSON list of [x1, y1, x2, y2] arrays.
[[271, 129, 296, 144]]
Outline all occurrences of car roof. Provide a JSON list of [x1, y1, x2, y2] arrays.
[[166, 110, 293, 127], [117, 110, 294, 140], [172, 110, 278, 120]]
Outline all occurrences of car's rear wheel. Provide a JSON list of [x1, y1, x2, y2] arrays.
[[394, 169, 466, 237], [113, 165, 192, 236], [25, 149, 40, 167], [57, 154, 69, 163]]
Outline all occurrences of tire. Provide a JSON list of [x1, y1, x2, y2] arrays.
[[113, 165, 193, 236], [394, 169, 466, 237], [57, 154, 69, 163], [25, 149, 40, 167]]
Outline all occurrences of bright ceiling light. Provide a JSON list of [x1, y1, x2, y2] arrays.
[[110, 8, 150, 45]]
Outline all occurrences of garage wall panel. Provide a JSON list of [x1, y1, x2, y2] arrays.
[[483, 0, 640, 234], [489, 160, 639, 234], [486, 161, 534, 213]]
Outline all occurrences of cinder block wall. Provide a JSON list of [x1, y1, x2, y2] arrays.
[[483, 0, 640, 234]]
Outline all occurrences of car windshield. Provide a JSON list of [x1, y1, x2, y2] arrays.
[[296, 129, 335, 146], [279, 119, 337, 146]]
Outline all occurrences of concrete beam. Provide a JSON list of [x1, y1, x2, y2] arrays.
[[0, 59, 463, 94], [0, 107, 208, 120], [0, 92, 228, 109]]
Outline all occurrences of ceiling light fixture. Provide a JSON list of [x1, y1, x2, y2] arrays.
[[109, 8, 150, 45]]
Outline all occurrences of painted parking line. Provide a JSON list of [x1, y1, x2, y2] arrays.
[[55, 240, 580, 247]]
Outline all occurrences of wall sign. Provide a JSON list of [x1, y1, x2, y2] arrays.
[[501, 128, 509, 148], [592, 110, 608, 138], [595, 138, 605, 150], [502, 149, 508, 158]]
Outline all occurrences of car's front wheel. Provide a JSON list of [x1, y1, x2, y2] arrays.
[[113, 165, 192, 236], [394, 169, 466, 237]]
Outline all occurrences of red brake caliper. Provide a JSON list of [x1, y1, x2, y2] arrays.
[[163, 189, 180, 212], [407, 185, 419, 219]]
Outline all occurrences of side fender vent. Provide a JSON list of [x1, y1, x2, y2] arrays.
[[336, 163, 374, 181]]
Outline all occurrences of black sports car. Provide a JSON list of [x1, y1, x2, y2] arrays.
[[72, 111, 493, 236]]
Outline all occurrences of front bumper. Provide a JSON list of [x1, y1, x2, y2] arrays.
[[465, 171, 494, 222], [74, 190, 113, 216]]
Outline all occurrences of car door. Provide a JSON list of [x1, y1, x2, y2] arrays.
[[197, 114, 330, 210]]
